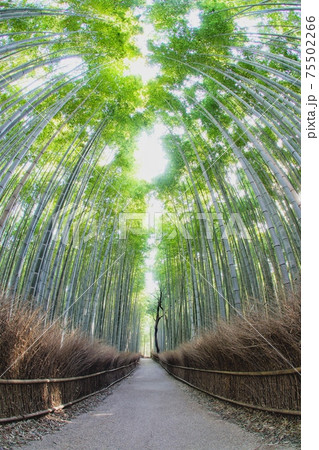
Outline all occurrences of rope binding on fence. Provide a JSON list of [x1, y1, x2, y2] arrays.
[[0, 362, 137, 384], [157, 359, 301, 416], [160, 361, 301, 376], [0, 361, 138, 424]]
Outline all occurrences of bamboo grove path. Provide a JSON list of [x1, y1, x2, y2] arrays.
[[21, 359, 294, 450]]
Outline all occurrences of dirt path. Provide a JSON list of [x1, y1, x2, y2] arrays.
[[21, 359, 290, 450]]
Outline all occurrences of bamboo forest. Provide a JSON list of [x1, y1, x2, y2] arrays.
[[0, 0, 303, 443], [0, 0, 301, 352]]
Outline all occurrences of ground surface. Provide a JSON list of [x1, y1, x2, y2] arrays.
[[16, 359, 296, 450]]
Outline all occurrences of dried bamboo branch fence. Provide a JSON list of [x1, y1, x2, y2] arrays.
[[155, 358, 300, 415], [0, 361, 138, 424]]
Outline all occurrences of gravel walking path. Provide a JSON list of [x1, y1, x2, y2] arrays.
[[21, 359, 291, 450]]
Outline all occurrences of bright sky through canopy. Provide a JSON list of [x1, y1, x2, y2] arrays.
[[186, 9, 201, 28], [135, 123, 168, 182], [125, 57, 159, 83]]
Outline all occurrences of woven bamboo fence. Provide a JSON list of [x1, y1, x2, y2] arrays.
[[0, 361, 138, 423], [156, 359, 300, 415]]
